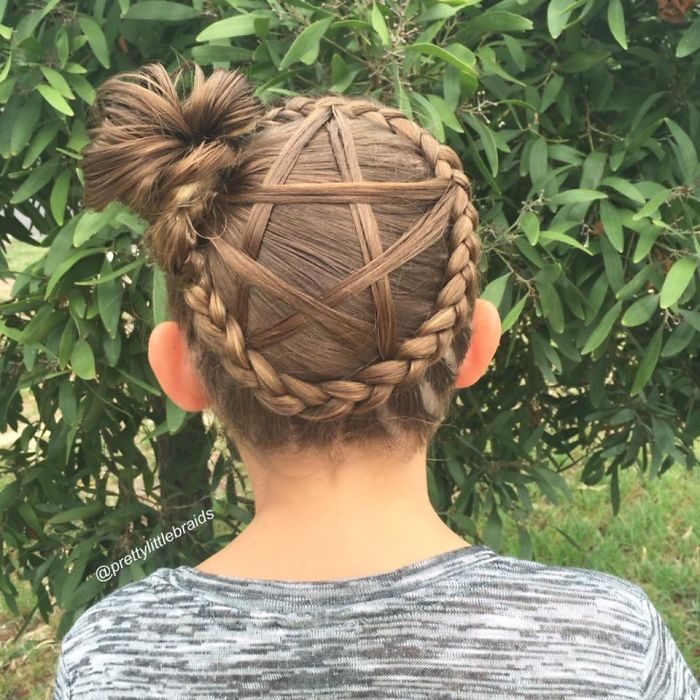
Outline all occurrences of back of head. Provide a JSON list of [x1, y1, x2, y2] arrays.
[[82, 63, 481, 455]]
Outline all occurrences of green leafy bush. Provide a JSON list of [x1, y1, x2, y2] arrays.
[[0, 0, 698, 635]]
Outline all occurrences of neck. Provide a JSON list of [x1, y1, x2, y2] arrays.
[[196, 439, 470, 581]]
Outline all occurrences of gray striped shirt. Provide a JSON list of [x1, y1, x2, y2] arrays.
[[53, 544, 699, 698]]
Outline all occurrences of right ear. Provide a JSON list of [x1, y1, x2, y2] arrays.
[[148, 321, 211, 412], [455, 299, 501, 389]]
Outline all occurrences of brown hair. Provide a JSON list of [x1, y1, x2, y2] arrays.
[[82, 63, 481, 455]]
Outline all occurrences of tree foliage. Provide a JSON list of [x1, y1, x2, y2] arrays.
[[0, 0, 698, 634]]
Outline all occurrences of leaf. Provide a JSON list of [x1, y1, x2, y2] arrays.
[[660, 257, 696, 309], [630, 325, 663, 396], [610, 464, 620, 516], [117, 367, 161, 396], [484, 507, 502, 551], [39, 66, 74, 98], [370, 2, 390, 46], [599, 200, 623, 252], [22, 123, 60, 168], [558, 50, 610, 73], [403, 42, 478, 79], [528, 136, 548, 186], [78, 17, 110, 68], [152, 265, 169, 325], [10, 91, 43, 155], [73, 210, 109, 246], [481, 272, 511, 308], [633, 226, 660, 263], [70, 338, 96, 380], [10, 161, 59, 204], [607, 0, 627, 50], [599, 176, 645, 204], [520, 211, 540, 245], [621, 293, 659, 327], [676, 17, 700, 58], [540, 75, 563, 112], [680, 309, 700, 332], [36, 84, 73, 116], [18, 306, 64, 344], [416, 1, 481, 22], [278, 17, 334, 70], [48, 503, 102, 525], [190, 45, 252, 65], [531, 464, 571, 502], [125, 1, 200, 21], [166, 396, 188, 433], [518, 526, 533, 559], [45, 248, 108, 299], [65, 73, 96, 105], [58, 379, 77, 422], [63, 577, 101, 612], [547, 0, 578, 38], [103, 333, 122, 367], [74, 258, 142, 286], [664, 118, 698, 182], [411, 92, 444, 142], [538, 282, 565, 334], [661, 322, 695, 358], [49, 170, 71, 225], [58, 322, 77, 370], [581, 300, 622, 355], [616, 265, 654, 300], [538, 230, 592, 255], [196, 14, 260, 41], [501, 295, 528, 333], [0, 49, 11, 83], [461, 11, 533, 34], [426, 94, 463, 133], [97, 259, 123, 338], [0, 482, 20, 513], [632, 189, 670, 221], [550, 189, 607, 205], [463, 114, 498, 178]]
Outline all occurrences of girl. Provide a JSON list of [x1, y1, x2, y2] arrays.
[[53, 63, 698, 699]]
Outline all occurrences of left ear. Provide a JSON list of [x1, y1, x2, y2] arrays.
[[455, 298, 502, 389], [148, 321, 211, 412]]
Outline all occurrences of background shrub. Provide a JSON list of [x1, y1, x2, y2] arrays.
[[0, 0, 698, 637]]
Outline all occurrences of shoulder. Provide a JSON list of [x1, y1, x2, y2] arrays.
[[455, 549, 654, 638], [481, 550, 651, 602], [56, 568, 189, 690]]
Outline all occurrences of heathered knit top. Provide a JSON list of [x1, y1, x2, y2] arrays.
[[53, 544, 699, 699]]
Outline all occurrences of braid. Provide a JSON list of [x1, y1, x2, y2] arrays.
[[178, 97, 480, 422], [82, 62, 482, 440]]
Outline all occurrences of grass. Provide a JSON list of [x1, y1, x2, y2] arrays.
[[0, 586, 61, 700]]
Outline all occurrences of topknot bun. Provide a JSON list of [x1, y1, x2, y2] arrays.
[[82, 62, 265, 275]]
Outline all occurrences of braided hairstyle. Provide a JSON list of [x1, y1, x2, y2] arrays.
[[82, 63, 481, 453]]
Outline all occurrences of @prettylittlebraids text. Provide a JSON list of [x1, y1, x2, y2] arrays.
[[95, 508, 214, 582]]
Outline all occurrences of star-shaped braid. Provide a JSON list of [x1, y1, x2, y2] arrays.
[[175, 97, 480, 421]]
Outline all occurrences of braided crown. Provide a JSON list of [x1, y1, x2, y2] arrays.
[[83, 65, 481, 423]]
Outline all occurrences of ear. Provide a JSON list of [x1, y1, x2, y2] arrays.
[[455, 298, 501, 389], [148, 321, 211, 412]]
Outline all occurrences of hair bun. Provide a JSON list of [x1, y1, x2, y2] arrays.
[[82, 63, 265, 273]]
